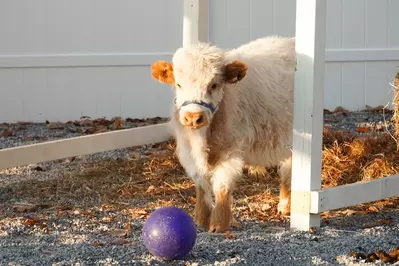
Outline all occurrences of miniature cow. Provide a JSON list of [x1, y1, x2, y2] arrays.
[[151, 36, 296, 233]]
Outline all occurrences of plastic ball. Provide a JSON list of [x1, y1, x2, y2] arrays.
[[143, 206, 197, 260]]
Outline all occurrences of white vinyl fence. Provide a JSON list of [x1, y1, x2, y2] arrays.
[[208, 0, 399, 111], [0, 0, 398, 123]]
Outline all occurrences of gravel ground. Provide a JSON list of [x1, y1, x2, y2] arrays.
[[0, 212, 399, 266], [1, 110, 399, 266]]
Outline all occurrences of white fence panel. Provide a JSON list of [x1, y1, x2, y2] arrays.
[[0, 0, 182, 123], [1, 0, 399, 123], [209, 0, 399, 112], [324, 0, 399, 111]]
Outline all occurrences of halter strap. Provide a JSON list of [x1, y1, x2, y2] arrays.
[[181, 101, 218, 113], [174, 99, 218, 114]]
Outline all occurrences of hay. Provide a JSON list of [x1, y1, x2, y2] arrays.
[[9, 140, 188, 207], [322, 130, 399, 187], [5, 125, 399, 222], [393, 72, 399, 150], [322, 129, 357, 148]]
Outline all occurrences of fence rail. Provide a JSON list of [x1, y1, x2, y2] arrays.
[[0, 123, 172, 169]]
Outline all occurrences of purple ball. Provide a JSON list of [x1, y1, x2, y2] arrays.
[[143, 206, 197, 260]]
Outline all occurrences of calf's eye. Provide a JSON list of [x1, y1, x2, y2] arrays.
[[176, 83, 181, 88], [210, 83, 217, 90]]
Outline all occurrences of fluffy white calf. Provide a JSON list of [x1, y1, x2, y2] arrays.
[[151, 36, 296, 233]]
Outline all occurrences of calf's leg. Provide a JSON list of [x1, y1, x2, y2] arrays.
[[277, 156, 292, 216], [209, 156, 243, 233], [176, 140, 211, 228], [194, 185, 212, 229]]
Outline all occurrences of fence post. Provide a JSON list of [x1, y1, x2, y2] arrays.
[[290, 0, 327, 231], [183, 0, 208, 47]]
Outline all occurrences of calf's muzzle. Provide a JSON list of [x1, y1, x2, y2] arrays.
[[182, 111, 208, 129]]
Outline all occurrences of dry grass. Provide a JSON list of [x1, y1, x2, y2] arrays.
[[6, 139, 283, 221], [322, 129, 399, 187], [9, 141, 187, 206], [4, 127, 399, 223], [393, 72, 399, 151]]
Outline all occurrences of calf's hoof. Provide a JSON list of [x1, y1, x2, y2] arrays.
[[208, 214, 239, 232], [194, 216, 210, 230], [209, 222, 230, 233], [277, 199, 291, 216], [209, 211, 231, 233]]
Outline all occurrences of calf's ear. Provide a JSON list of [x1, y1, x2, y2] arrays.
[[223, 61, 248, 84], [151, 60, 175, 84]]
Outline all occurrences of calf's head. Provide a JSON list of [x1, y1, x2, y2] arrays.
[[151, 43, 247, 130]]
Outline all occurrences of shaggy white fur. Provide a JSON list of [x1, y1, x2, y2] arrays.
[[151, 36, 296, 233]]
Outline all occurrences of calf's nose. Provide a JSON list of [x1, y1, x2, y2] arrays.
[[183, 112, 208, 129]]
